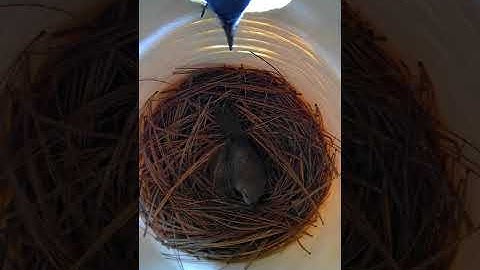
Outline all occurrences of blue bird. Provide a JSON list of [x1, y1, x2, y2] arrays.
[[201, 0, 252, 51]]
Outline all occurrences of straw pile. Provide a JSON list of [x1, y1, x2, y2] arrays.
[[139, 66, 336, 261]]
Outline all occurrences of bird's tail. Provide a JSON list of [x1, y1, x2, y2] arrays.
[[221, 21, 236, 51], [214, 102, 244, 138]]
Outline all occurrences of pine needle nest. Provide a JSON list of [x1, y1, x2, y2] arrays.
[[1, 1, 138, 269], [342, 1, 480, 269], [139, 66, 337, 261]]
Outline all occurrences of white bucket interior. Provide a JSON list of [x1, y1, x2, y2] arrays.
[[139, 0, 340, 270]]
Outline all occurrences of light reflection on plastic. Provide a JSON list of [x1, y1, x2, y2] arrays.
[[139, 14, 195, 59], [246, 0, 293, 12], [190, 0, 293, 13], [198, 44, 278, 57]]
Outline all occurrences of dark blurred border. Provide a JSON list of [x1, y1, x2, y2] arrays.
[[342, 1, 480, 270], [0, 1, 138, 269]]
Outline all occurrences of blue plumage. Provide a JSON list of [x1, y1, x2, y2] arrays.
[[205, 0, 251, 50]]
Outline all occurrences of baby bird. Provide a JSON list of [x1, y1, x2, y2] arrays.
[[212, 102, 266, 205]]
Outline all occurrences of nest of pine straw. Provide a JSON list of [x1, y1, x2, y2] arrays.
[[342, 1, 480, 270], [1, 1, 138, 269], [139, 66, 337, 261]]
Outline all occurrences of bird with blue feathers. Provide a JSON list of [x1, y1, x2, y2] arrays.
[[192, 0, 252, 51]]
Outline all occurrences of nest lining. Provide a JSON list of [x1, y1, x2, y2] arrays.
[[139, 66, 337, 261]]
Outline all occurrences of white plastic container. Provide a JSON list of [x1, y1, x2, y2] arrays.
[[139, 1, 340, 270]]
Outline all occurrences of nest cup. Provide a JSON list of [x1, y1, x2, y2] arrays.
[[139, 6, 340, 266]]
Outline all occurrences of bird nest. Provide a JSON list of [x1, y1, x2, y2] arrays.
[[342, 1, 480, 269], [139, 66, 337, 261]]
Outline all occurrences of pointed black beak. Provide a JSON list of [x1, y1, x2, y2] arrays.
[[222, 22, 236, 51]]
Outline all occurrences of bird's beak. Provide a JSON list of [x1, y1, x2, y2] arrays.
[[222, 22, 236, 51], [240, 188, 251, 205]]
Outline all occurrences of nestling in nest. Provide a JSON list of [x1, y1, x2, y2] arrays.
[[139, 66, 337, 261]]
